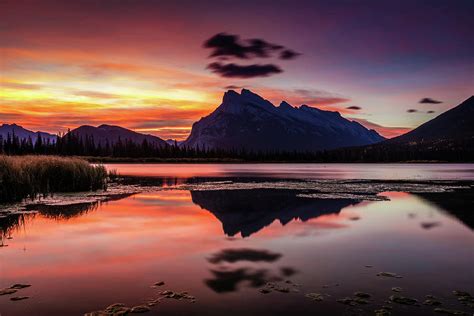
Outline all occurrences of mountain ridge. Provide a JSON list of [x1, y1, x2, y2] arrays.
[[183, 89, 385, 151], [68, 124, 168, 147], [0, 123, 57, 143]]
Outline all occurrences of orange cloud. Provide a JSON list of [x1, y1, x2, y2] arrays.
[[0, 80, 44, 90], [351, 118, 411, 138]]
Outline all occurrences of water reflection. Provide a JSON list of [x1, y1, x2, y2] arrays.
[[208, 248, 282, 264], [105, 163, 474, 180], [0, 213, 26, 244], [0, 182, 473, 316], [415, 188, 474, 230], [206, 268, 277, 293], [0, 193, 136, 237], [191, 189, 361, 237], [205, 248, 297, 294]]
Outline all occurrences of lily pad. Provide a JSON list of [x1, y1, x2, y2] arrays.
[[0, 288, 17, 295], [433, 308, 467, 315], [337, 297, 357, 306], [423, 299, 442, 306], [375, 308, 391, 316], [305, 293, 324, 301], [389, 295, 419, 305], [377, 272, 403, 278], [130, 305, 150, 313], [152, 281, 165, 287], [10, 296, 29, 301], [9, 284, 31, 289], [354, 291, 371, 298], [453, 290, 471, 297]]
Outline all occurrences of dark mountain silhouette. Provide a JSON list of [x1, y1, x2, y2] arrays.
[[183, 89, 384, 151], [68, 124, 168, 147], [388, 96, 474, 145], [326, 96, 474, 162], [191, 188, 360, 237], [0, 123, 56, 143]]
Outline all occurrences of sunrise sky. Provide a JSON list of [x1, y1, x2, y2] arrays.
[[1, 0, 473, 140]]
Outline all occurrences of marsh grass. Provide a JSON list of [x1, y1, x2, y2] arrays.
[[0, 155, 107, 203]]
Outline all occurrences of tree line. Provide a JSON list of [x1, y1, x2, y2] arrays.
[[0, 131, 472, 162]]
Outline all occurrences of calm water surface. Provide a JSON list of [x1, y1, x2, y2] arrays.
[[103, 163, 474, 180], [1, 164, 473, 316]]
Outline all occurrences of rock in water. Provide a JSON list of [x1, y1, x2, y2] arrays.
[[130, 305, 151, 313]]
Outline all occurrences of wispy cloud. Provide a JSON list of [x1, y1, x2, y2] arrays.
[[419, 97, 442, 104], [1, 80, 43, 90], [207, 62, 282, 78], [73, 90, 119, 99]]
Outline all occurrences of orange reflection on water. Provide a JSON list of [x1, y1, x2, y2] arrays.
[[1, 188, 473, 316]]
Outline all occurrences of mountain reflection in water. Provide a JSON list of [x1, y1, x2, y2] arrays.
[[191, 189, 361, 237], [2, 183, 474, 238]]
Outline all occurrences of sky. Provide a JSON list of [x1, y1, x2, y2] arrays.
[[1, 0, 473, 140]]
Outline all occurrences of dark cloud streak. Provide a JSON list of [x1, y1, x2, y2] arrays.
[[224, 85, 243, 90], [280, 49, 301, 60], [204, 33, 300, 78], [419, 97, 443, 104], [207, 62, 282, 78], [204, 33, 296, 60], [346, 106, 362, 110]]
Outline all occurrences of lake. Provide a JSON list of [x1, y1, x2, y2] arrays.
[[1, 164, 473, 316]]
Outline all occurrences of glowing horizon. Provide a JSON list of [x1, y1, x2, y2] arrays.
[[1, 0, 472, 140]]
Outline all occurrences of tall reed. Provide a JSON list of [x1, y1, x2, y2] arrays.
[[0, 155, 107, 203]]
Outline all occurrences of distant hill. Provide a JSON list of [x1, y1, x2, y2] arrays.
[[0, 123, 57, 143], [68, 124, 168, 147], [327, 96, 474, 162], [183, 89, 384, 151], [388, 96, 474, 145]]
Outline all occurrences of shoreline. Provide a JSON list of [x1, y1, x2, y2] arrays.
[[84, 156, 473, 164]]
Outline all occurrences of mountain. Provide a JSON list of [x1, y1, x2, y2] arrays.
[[387, 96, 474, 145], [183, 89, 384, 151], [68, 124, 168, 147], [0, 123, 57, 143], [325, 96, 474, 162]]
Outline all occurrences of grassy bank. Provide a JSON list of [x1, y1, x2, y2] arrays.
[[0, 155, 107, 203]]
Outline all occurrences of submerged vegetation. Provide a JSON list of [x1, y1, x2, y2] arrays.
[[0, 155, 107, 203]]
